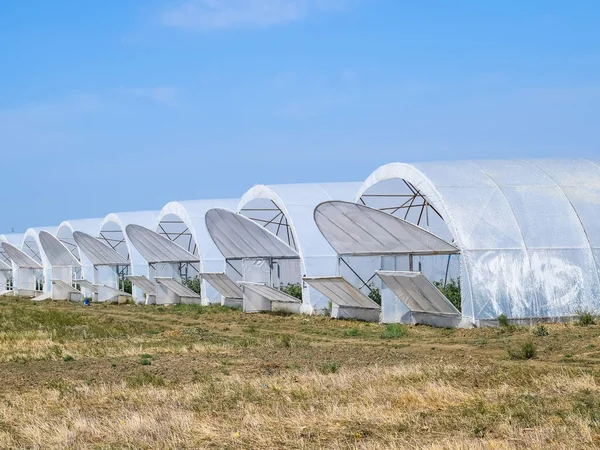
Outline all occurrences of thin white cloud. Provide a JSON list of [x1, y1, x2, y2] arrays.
[[122, 86, 179, 105], [160, 0, 349, 30]]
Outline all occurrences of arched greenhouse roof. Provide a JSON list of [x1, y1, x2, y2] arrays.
[[57, 219, 104, 254], [56, 219, 105, 285], [21, 227, 58, 263], [239, 182, 362, 311], [239, 182, 363, 266], [155, 199, 250, 305], [357, 159, 600, 321], [22, 227, 58, 293], [156, 199, 239, 272], [57, 218, 103, 236], [99, 210, 159, 277]]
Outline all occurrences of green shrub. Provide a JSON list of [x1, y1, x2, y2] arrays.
[[380, 324, 407, 339], [281, 283, 302, 300], [498, 314, 510, 327], [522, 342, 537, 359], [532, 324, 549, 337], [345, 328, 360, 337], [119, 278, 132, 294], [508, 341, 537, 360], [433, 279, 461, 311], [184, 276, 202, 295], [577, 310, 596, 326], [368, 286, 381, 306], [62, 355, 74, 362]]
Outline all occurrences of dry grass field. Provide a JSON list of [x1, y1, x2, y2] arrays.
[[1, 297, 600, 449]]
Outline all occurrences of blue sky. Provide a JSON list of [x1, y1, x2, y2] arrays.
[[1, 0, 599, 232]]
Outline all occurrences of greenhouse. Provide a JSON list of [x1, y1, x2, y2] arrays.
[[11, 227, 58, 298], [236, 182, 362, 313], [73, 231, 132, 302], [154, 199, 239, 305], [0, 233, 21, 294], [1, 241, 43, 297], [353, 159, 600, 325], [205, 207, 302, 313], [38, 231, 82, 301], [0, 158, 597, 326], [98, 211, 158, 302], [56, 218, 104, 297]]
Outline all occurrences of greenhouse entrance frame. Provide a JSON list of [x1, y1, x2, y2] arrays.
[[205, 208, 302, 313], [73, 231, 132, 302], [308, 201, 461, 326], [125, 224, 202, 305], [1, 242, 43, 298], [38, 231, 82, 301]]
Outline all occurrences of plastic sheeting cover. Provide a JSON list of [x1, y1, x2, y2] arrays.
[[39, 231, 81, 267], [206, 208, 299, 260], [1, 242, 43, 269], [376, 271, 460, 315], [73, 231, 130, 266], [315, 201, 459, 256], [200, 272, 243, 299], [126, 275, 156, 295], [303, 276, 381, 310], [126, 224, 199, 264], [0, 260, 11, 271], [238, 282, 301, 303], [155, 277, 201, 298]]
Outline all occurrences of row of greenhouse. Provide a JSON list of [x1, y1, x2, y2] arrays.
[[1, 159, 599, 327]]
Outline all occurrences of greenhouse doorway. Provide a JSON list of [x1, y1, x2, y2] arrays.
[[306, 200, 461, 327], [126, 224, 201, 305], [205, 208, 302, 313]]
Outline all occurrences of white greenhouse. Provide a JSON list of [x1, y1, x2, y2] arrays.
[[0, 158, 598, 327], [352, 159, 600, 325]]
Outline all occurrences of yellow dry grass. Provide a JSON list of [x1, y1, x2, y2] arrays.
[[1, 297, 600, 449]]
